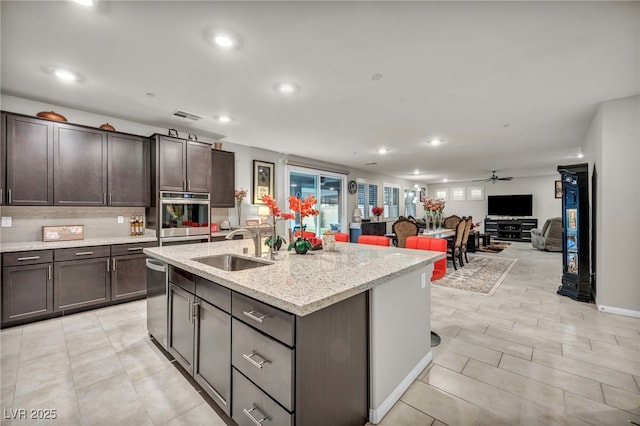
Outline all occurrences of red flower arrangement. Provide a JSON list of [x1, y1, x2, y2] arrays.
[[371, 206, 384, 217], [259, 194, 320, 254], [260, 195, 295, 251]]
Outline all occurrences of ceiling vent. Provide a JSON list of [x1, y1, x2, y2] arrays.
[[171, 110, 205, 121]]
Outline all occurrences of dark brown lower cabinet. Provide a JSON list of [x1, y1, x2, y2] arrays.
[[168, 283, 195, 373], [167, 267, 232, 415], [54, 257, 110, 311], [111, 253, 148, 301], [2, 262, 53, 324], [194, 299, 231, 415]]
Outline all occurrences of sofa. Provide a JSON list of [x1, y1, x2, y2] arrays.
[[531, 217, 562, 252]]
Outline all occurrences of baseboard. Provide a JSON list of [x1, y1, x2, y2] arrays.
[[368, 350, 433, 424], [597, 304, 640, 318]]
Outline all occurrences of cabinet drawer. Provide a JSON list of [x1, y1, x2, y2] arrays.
[[111, 241, 157, 256], [232, 319, 294, 411], [195, 277, 230, 313], [3, 250, 53, 266], [232, 368, 294, 426], [232, 292, 294, 346], [169, 266, 195, 293], [54, 245, 110, 261]]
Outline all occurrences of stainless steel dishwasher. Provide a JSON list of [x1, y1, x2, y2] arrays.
[[146, 258, 168, 349]]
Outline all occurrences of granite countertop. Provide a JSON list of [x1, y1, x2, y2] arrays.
[[1, 234, 158, 253], [144, 240, 444, 316]]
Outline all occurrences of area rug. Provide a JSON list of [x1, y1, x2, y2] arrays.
[[434, 254, 517, 295], [477, 241, 511, 253]]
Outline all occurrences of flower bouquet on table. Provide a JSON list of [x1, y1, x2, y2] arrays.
[[288, 195, 320, 255], [422, 197, 445, 231], [235, 188, 248, 225], [371, 206, 383, 220], [260, 195, 294, 255]]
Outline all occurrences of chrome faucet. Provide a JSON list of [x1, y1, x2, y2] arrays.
[[226, 228, 262, 257]]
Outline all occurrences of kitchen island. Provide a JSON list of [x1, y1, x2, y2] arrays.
[[144, 240, 443, 425]]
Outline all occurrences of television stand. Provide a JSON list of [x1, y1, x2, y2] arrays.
[[484, 218, 538, 242]]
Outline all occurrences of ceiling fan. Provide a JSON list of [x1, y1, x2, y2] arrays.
[[473, 170, 514, 184]]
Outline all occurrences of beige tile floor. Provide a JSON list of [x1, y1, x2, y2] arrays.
[[1, 242, 639, 425]]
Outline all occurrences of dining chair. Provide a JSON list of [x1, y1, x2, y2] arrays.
[[294, 230, 316, 239], [447, 218, 466, 270], [334, 232, 349, 242], [405, 236, 447, 281], [392, 217, 419, 248], [459, 216, 474, 263], [357, 235, 391, 246]]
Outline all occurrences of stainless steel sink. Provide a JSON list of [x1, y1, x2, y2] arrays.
[[193, 254, 272, 271]]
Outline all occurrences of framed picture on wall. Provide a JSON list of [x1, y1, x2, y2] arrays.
[[253, 160, 275, 204], [555, 180, 562, 198]]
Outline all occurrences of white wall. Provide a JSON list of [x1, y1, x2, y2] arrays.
[[586, 95, 640, 315], [426, 175, 562, 232]]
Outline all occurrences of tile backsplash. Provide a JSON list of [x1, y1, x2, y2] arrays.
[[0, 206, 148, 243]]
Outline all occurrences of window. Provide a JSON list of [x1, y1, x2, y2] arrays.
[[451, 187, 465, 201], [287, 167, 346, 235], [434, 188, 448, 200], [403, 188, 417, 217], [383, 184, 400, 218], [357, 181, 378, 219], [468, 186, 485, 200]]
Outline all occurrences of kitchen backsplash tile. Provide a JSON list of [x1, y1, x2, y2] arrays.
[[0, 206, 147, 243]]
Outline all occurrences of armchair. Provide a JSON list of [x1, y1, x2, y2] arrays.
[[531, 217, 562, 252]]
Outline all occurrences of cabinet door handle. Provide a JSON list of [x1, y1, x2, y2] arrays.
[[48, 265, 52, 280], [106, 258, 110, 271], [17, 256, 40, 261], [242, 352, 268, 369], [243, 406, 269, 426], [8, 189, 11, 204], [75, 251, 94, 256], [187, 179, 191, 191], [112, 258, 116, 272], [109, 193, 112, 205], [127, 247, 143, 251], [243, 310, 269, 324], [188, 300, 193, 323], [103, 193, 107, 204], [192, 300, 199, 321]]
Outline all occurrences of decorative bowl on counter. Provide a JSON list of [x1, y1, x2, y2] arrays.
[[36, 111, 68, 122]]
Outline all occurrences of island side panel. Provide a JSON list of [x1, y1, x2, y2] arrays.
[[369, 266, 432, 424], [295, 291, 369, 426]]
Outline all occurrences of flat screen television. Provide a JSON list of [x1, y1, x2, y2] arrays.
[[487, 194, 533, 217]]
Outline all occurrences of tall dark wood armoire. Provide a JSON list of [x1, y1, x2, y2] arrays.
[[557, 163, 592, 301]]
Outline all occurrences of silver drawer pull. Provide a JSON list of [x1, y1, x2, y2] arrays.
[[243, 406, 269, 426], [243, 310, 269, 323], [75, 251, 94, 256], [127, 247, 143, 251], [17, 256, 40, 261], [242, 352, 268, 369]]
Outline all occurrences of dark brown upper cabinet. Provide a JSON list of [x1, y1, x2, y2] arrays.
[[157, 135, 211, 193], [210, 149, 235, 207], [5, 114, 54, 205], [54, 124, 108, 206], [0, 113, 5, 206], [2, 112, 151, 207], [108, 133, 150, 206]]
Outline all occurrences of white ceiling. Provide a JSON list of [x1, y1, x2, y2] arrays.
[[1, 1, 638, 183]]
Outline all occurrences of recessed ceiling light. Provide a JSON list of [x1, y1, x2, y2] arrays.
[[429, 138, 442, 146], [72, 0, 94, 6], [443, 178, 448, 182], [414, 184, 419, 189], [377, 148, 388, 154], [53, 68, 79, 82], [577, 153, 584, 158], [214, 114, 234, 123], [413, 170, 420, 175], [213, 33, 235, 48], [274, 82, 300, 94]]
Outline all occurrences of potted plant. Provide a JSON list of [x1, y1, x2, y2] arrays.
[[288, 194, 320, 254], [371, 206, 383, 221], [260, 195, 294, 256]]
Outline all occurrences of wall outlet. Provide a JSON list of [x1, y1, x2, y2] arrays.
[[1, 217, 12, 227], [117, 216, 124, 224], [421, 272, 426, 288]]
